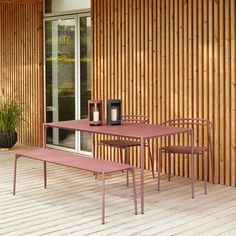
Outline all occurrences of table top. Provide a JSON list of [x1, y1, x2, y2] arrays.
[[45, 119, 190, 139]]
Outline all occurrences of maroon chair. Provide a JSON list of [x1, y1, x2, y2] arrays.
[[158, 118, 214, 195], [97, 115, 155, 178]]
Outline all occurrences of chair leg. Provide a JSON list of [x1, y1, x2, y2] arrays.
[[119, 148, 126, 174], [102, 173, 105, 224], [203, 152, 207, 194], [157, 149, 162, 191], [168, 153, 171, 181], [131, 168, 138, 215], [125, 147, 129, 186], [147, 145, 155, 178], [167, 135, 171, 181], [210, 149, 214, 184], [119, 148, 123, 163], [96, 142, 99, 159]]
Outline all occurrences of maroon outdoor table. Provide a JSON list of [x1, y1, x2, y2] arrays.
[[44, 119, 193, 214]]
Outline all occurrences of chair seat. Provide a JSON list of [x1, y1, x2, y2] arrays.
[[97, 115, 155, 178], [99, 139, 141, 148], [160, 145, 208, 154]]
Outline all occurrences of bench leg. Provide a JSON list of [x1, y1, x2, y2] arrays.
[[131, 168, 138, 215], [13, 154, 18, 195], [44, 161, 47, 188], [102, 173, 105, 224]]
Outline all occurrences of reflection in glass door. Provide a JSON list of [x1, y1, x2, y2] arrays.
[[45, 15, 92, 153]]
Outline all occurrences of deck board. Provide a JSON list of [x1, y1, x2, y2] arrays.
[[1, 145, 236, 236]]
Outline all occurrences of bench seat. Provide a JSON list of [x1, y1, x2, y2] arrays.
[[13, 148, 137, 224], [15, 148, 133, 174]]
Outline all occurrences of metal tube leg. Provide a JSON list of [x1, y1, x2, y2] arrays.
[[210, 149, 214, 184], [96, 142, 100, 159], [168, 135, 171, 181], [120, 148, 125, 173], [43, 124, 48, 187], [140, 138, 145, 214], [168, 153, 171, 181], [203, 152, 207, 194], [44, 161, 47, 188], [120, 148, 123, 163], [94, 143, 100, 179], [131, 168, 138, 215], [125, 148, 129, 186], [158, 149, 162, 191], [102, 173, 105, 224], [190, 131, 195, 198], [43, 124, 47, 149], [13, 155, 18, 195], [148, 144, 155, 178]]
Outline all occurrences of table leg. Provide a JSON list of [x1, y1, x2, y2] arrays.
[[190, 130, 194, 198], [43, 124, 47, 149], [43, 124, 48, 187], [102, 173, 105, 224], [141, 137, 144, 214]]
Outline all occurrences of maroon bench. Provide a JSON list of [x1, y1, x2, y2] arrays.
[[13, 148, 137, 224]]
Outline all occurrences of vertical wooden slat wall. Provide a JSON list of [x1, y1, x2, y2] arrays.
[[0, 1, 43, 146], [92, 0, 236, 186]]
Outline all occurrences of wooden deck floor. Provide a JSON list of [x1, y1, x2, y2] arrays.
[[1, 145, 236, 236]]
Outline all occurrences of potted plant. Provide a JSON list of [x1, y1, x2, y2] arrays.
[[0, 98, 23, 148]]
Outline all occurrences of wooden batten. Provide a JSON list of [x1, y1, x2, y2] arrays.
[[92, 0, 236, 186], [0, 2, 43, 146]]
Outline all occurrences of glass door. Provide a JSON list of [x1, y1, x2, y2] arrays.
[[44, 14, 91, 153]]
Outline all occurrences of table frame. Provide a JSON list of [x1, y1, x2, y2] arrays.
[[43, 119, 194, 214]]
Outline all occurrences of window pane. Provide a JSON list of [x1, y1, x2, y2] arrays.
[[45, 19, 76, 149], [45, 0, 90, 14]]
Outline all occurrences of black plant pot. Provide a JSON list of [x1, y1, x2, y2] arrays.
[[0, 131, 17, 148]]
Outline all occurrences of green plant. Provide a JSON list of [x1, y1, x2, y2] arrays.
[[0, 98, 23, 133]]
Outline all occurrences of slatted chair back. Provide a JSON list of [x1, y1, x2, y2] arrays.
[[161, 118, 213, 150], [122, 115, 149, 124]]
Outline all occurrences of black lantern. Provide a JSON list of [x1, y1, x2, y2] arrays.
[[88, 100, 103, 126], [107, 99, 121, 125]]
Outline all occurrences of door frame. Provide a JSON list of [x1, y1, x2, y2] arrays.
[[76, 13, 92, 155], [43, 13, 92, 155]]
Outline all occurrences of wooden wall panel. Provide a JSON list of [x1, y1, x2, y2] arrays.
[[92, 0, 236, 186], [0, 2, 43, 146], [0, 1, 41, 3]]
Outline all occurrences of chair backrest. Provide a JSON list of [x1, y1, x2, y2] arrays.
[[122, 115, 149, 124], [161, 118, 213, 149]]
